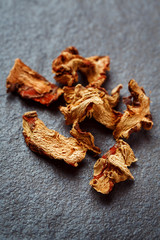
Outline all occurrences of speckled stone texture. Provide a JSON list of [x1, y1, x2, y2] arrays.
[[0, 0, 160, 239]]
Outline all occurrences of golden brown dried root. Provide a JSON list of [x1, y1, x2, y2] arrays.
[[70, 121, 101, 154], [60, 84, 122, 129], [52, 46, 110, 87], [6, 59, 63, 106], [113, 79, 153, 139], [90, 140, 137, 194], [22, 111, 87, 167]]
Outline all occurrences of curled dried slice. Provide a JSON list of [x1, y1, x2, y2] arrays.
[[107, 84, 123, 108], [84, 55, 110, 87], [23, 111, 87, 167], [90, 140, 137, 194], [60, 84, 122, 130], [52, 46, 110, 87], [113, 79, 153, 139], [6, 59, 63, 106], [70, 121, 101, 154]]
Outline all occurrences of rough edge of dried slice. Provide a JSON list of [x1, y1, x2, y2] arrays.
[[70, 121, 101, 154], [6, 59, 63, 106], [52, 46, 110, 87], [90, 140, 137, 194], [22, 111, 87, 167], [106, 84, 123, 108], [113, 79, 153, 139]]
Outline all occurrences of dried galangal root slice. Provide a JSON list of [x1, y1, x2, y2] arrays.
[[60, 84, 122, 130], [113, 79, 153, 139], [52, 46, 110, 87], [22, 111, 87, 167], [6, 59, 63, 106], [90, 140, 137, 194], [60, 84, 122, 154]]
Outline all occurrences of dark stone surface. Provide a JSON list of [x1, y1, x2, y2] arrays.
[[0, 0, 160, 239]]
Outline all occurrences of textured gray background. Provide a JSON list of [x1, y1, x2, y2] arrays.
[[0, 0, 160, 239]]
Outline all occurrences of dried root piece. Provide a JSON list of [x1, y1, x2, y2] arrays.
[[113, 79, 153, 139], [60, 84, 122, 130], [84, 55, 110, 87], [23, 111, 87, 167], [90, 140, 137, 194], [70, 121, 101, 154], [52, 46, 110, 87], [6, 59, 63, 106]]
